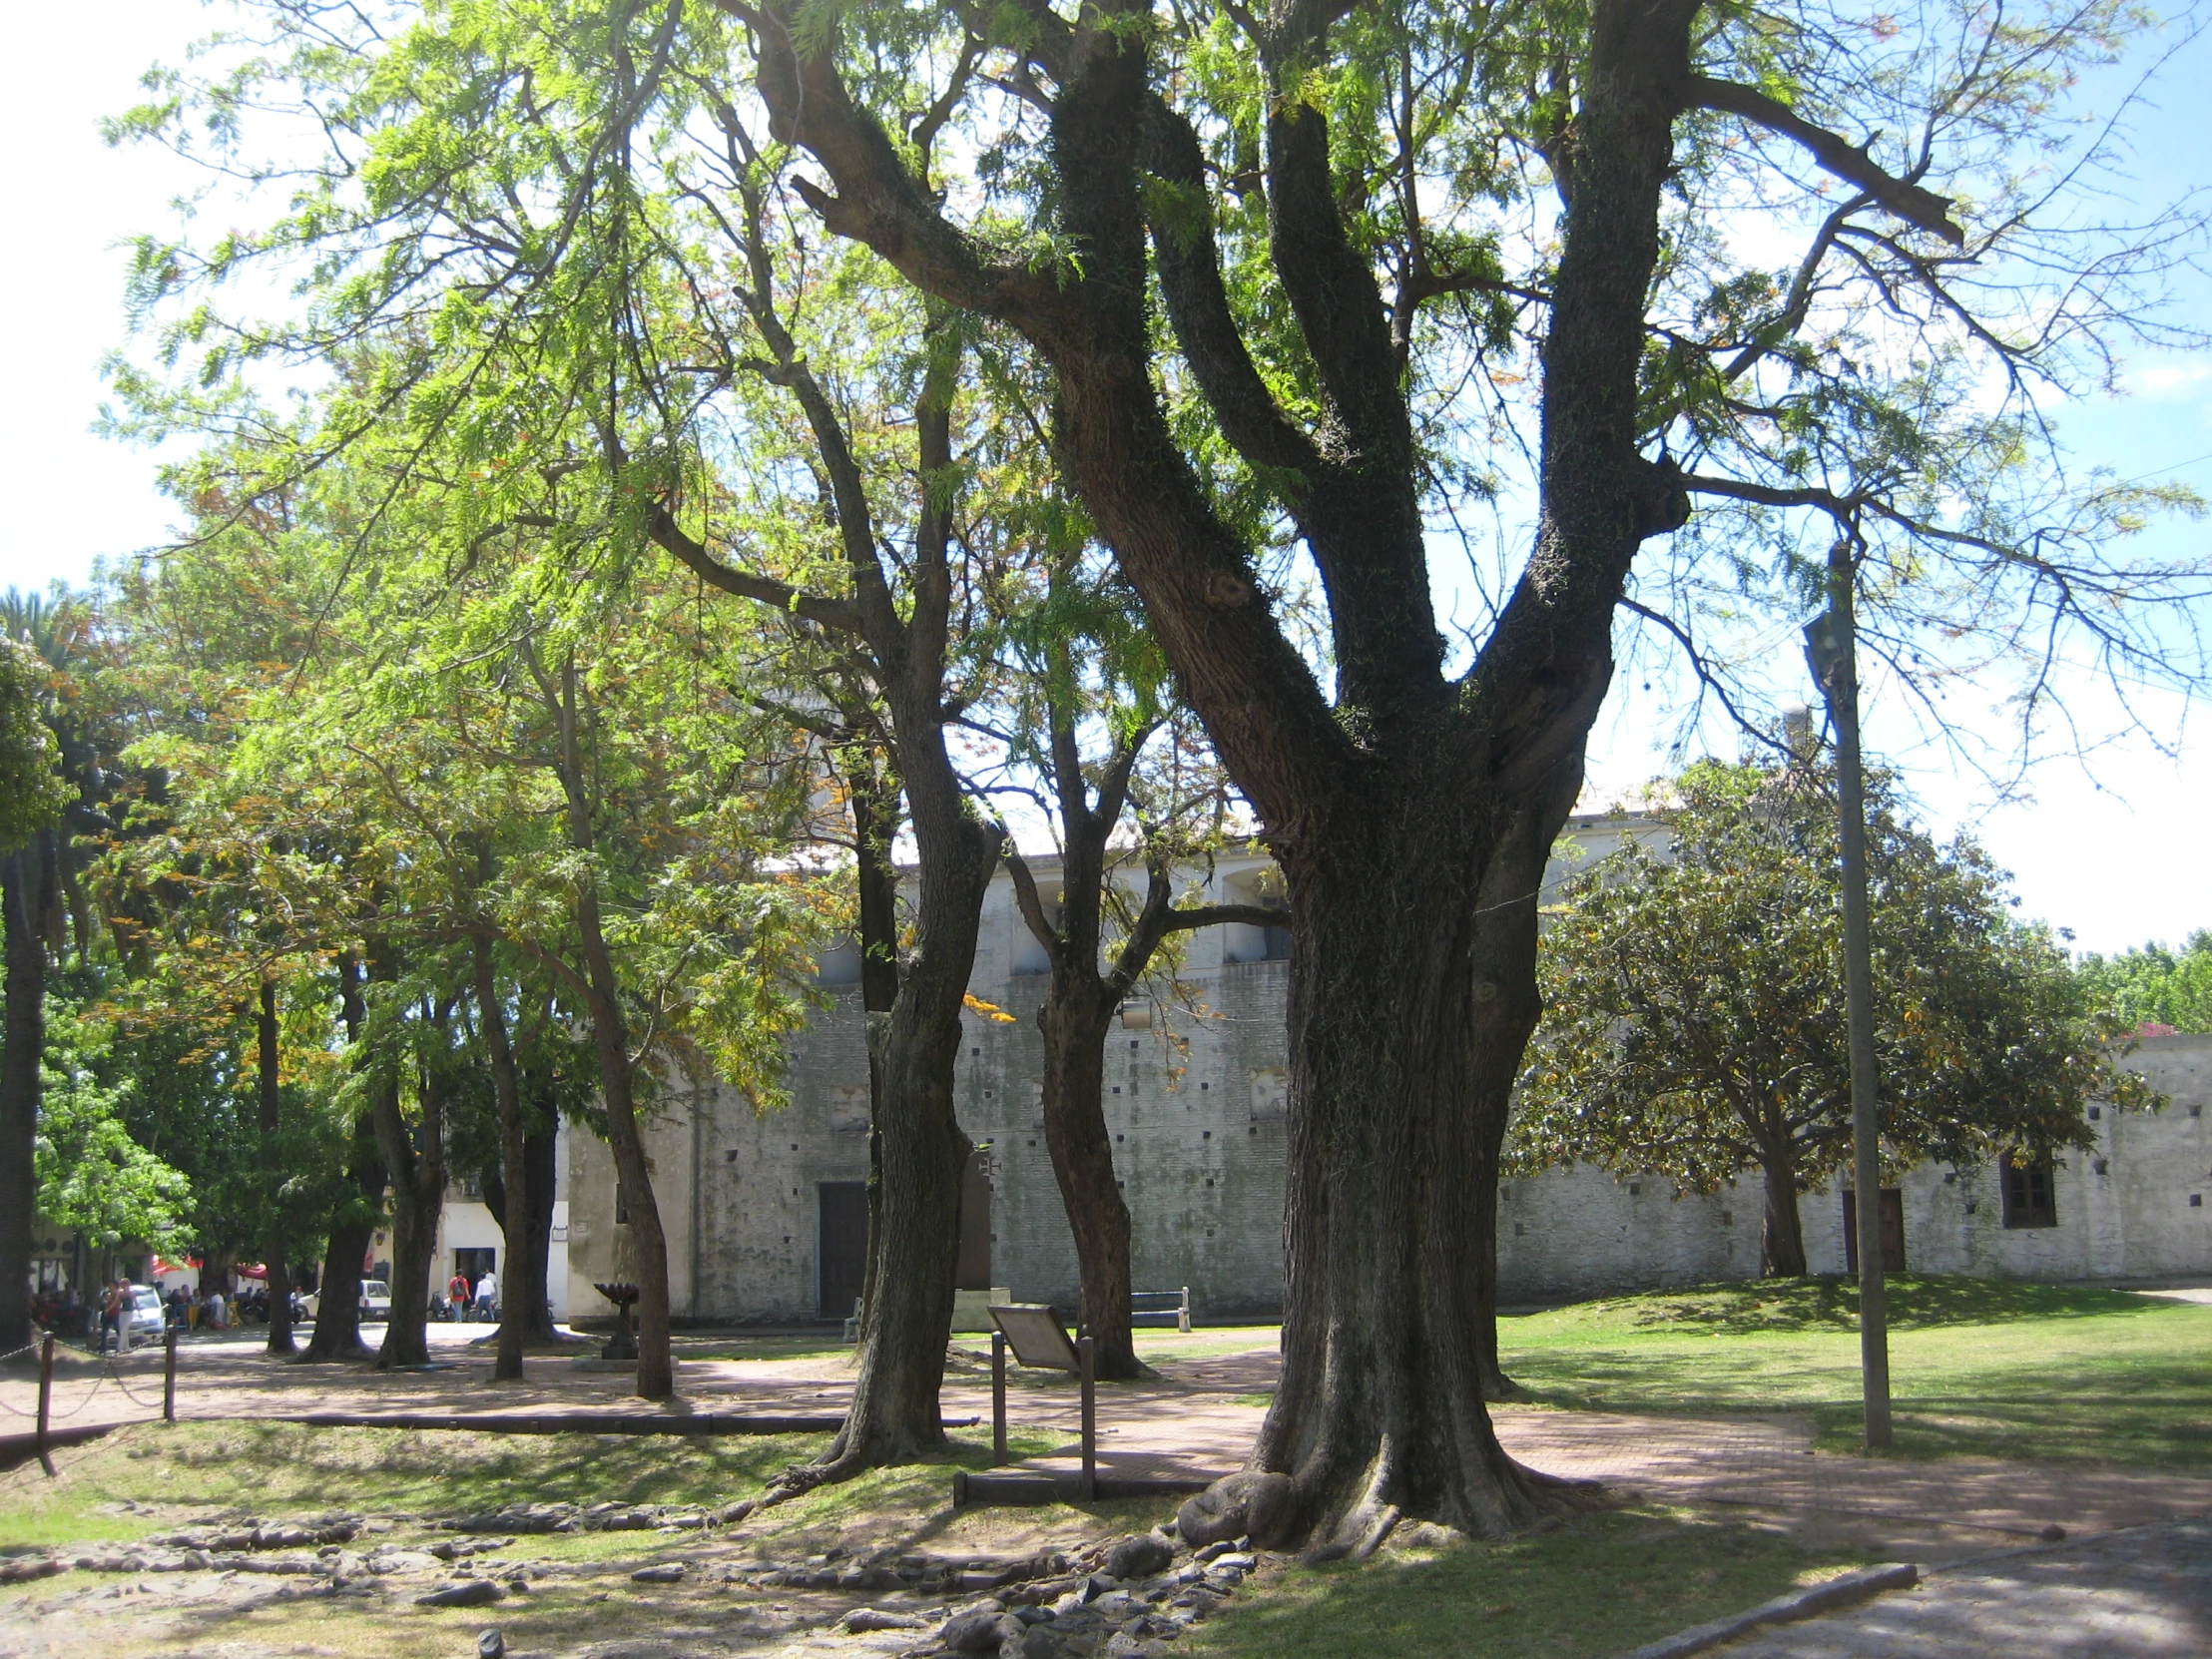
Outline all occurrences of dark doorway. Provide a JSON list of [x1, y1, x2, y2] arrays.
[[955, 1147, 993, 1291], [1842, 1188, 1907, 1274], [818, 1182, 869, 1321]]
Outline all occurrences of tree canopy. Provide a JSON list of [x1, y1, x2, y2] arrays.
[[1516, 759, 2153, 1275]]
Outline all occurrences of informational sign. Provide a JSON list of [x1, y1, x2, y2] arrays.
[[988, 1304, 1081, 1372]]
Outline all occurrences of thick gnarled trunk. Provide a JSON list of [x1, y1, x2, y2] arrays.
[[1256, 757, 1590, 1552], [1038, 984, 1142, 1379]]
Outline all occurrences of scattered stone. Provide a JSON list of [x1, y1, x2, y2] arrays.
[[430, 1537, 514, 1560], [2040, 1523, 2069, 1542], [478, 1630, 507, 1659], [942, 1608, 1023, 1652], [1104, 1535, 1174, 1582], [0, 1558, 63, 1586], [842, 1608, 930, 1633], [367, 1550, 443, 1574], [416, 1578, 507, 1607], [630, 1562, 687, 1584], [450, 1502, 578, 1535], [719, 1499, 756, 1525], [1189, 1542, 1234, 1566], [1104, 1634, 1169, 1659]]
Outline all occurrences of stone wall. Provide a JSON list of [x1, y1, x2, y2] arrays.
[[1803, 1032, 2212, 1281], [564, 819, 2212, 1324]]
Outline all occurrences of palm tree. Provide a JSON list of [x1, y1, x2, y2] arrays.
[[1, 589, 102, 1356]]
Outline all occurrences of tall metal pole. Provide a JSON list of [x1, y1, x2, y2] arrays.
[[1806, 544, 1893, 1450]]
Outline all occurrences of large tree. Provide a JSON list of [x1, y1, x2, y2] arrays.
[[1515, 759, 2151, 1275], [112, 0, 2210, 1546], [715, 0, 2210, 1547]]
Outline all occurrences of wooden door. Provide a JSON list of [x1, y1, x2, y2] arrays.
[[955, 1148, 993, 1291], [817, 1182, 869, 1320], [1842, 1188, 1907, 1274]]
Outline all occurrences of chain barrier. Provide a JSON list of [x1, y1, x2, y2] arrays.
[[101, 1364, 168, 1411], [39, 1373, 109, 1422]]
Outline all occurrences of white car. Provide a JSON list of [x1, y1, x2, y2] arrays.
[[127, 1286, 165, 1343], [358, 1281, 392, 1323]]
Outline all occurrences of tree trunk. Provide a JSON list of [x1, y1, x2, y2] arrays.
[[256, 980, 295, 1356], [1760, 1148, 1808, 1277], [1253, 756, 1596, 1554], [847, 755, 900, 1350], [1038, 982, 1144, 1379], [300, 1211, 375, 1360], [371, 1001, 445, 1372], [1473, 1194, 1521, 1402], [300, 961, 381, 1363], [482, 1113, 561, 1344], [0, 840, 49, 1360], [778, 798, 999, 1493], [471, 938, 530, 1382]]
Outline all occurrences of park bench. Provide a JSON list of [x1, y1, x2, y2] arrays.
[[1130, 1287, 1192, 1333]]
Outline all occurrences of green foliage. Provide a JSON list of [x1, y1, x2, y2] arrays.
[[0, 633, 71, 851], [32, 990, 192, 1247], [2076, 932, 2212, 1034], [1515, 760, 2151, 1205]]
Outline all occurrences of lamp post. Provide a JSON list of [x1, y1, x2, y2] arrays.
[[1804, 540, 1893, 1450]]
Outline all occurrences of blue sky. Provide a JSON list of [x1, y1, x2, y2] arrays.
[[4, 1, 2208, 953]]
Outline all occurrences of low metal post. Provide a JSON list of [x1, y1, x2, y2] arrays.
[[36, 1334, 55, 1476], [990, 1330, 1007, 1466], [164, 1326, 179, 1423], [1078, 1336, 1096, 1502], [1179, 1287, 1191, 1335]]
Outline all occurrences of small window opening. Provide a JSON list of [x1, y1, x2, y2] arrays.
[[2002, 1157, 2057, 1229]]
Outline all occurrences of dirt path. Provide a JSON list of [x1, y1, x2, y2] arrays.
[[13, 1329, 2212, 1561]]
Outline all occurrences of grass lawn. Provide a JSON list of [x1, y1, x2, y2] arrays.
[[0, 1417, 1105, 1556], [1499, 1276, 2212, 1466], [1187, 1504, 1870, 1659]]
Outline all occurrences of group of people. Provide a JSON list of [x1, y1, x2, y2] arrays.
[[440, 1268, 498, 1322]]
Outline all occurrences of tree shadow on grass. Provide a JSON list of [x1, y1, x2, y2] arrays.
[[1556, 1276, 2168, 1337], [1183, 1504, 1866, 1659]]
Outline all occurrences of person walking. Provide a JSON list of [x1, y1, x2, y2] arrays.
[[473, 1268, 497, 1324], [447, 1270, 471, 1324], [99, 1282, 123, 1355]]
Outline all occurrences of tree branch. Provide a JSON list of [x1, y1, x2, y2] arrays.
[[1682, 76, 1964, 246], [644, 504, 864, 635]]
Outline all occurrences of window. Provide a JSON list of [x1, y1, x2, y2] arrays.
[[2001, 1158, 2056, 1229]]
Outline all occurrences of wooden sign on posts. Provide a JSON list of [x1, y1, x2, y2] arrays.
[[984, 1305, 1095, 1498], [986, 1304, 1082, 1371]]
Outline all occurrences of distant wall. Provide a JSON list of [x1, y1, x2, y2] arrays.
[[562, 824, 2212, 1324]]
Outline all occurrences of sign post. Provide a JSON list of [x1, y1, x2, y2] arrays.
[[1806, 545, 1894, 1450], [990, 1330, 1007, 1466]]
